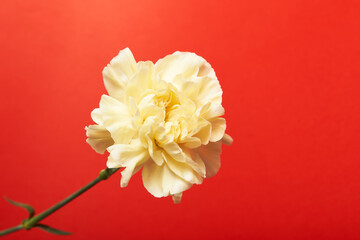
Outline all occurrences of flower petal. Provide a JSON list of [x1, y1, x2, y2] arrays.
[[125, 61, 156, 103], [201, 103, 225, 120], [99, 95, 136, 144], [161, 141, 187, 163], [192, 119, 211, 145], [90, 108, 103, 125], [195, 141, 222, 178], [160, 143, 205, 177], [196, 76, 223, 108], [210, 118, 226, 142], [178, 136, 202, 149], [163, 151, 203, 184], [142, 160, 192, 198], [85, 125, 114, 154], [155, 51, 215, 82], [103, 48, 137, 101], [107, 141, 149, 187], [155, 52, 222, 111]]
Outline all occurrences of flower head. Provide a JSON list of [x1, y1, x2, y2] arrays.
[[86, 48, 232, 203]]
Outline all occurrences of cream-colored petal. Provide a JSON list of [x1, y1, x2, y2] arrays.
[[201, 103, 225, 120], [192, 119, 211, 145], [210, 118, 226, 142], [196, 76, 223, 108], [178, 136, 202, 149], [91, 108, 103, 125], [195, 141, 222, 178], [142, 161, 192, 198], [172, 75, 201, 102], [163, 151, 203, 184], [103, 48, 137, 101], [107, 141, 149, 187], [125, 61, 155, 103], [155, 51, 215, 82], [139, 103, 165, 123], [107, 141, 147, 166], [161, 141, 187, 163], [155, 52, 222, 111], [106, 155, 119, 168], [85, 125, 114, 154], [189, 150, 206, 177], [160, 143, 205, 177], [99, 95, 136, 144], [120, 160, 144, 188], [145, 133, 164, 166]]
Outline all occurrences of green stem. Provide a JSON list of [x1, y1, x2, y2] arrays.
[[0, 225, 23, 236], [0, 167, 120, 237]]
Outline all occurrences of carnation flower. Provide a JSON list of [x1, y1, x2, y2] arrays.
[[86, 48, 232, 203]]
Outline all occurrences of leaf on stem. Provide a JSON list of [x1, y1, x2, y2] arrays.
[[36, 224, 72, 235], [4, 196, 35, 219]]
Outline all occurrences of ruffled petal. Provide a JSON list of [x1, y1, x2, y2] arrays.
[[210, 118, 226, 142], [192, 119, 211, 145], [155, 52, 222, 111], [161, 141, 188, 163], [160, 142, 205, 177], [163, 151, 203, 184], [142, 160, 192, 198], [195, 141, 222, 178], [125, 61, 156, 103], [99, 95, 136, 144], [107, 141, 149, 187], [85, 125, 114, 154], [196, 76, 223, 108], [201, 103, 225, 120], [155, 51, 215, 82], [178, 136, 202, 149], [103, 48, 137, 102]]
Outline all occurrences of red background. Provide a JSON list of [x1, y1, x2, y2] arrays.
[[1, 0, 360, 239]]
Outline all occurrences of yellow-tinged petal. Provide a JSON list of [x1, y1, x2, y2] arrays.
[[161, 141, 187, 163], [99, 95, 136, 144], [103, 48, 137, 101], [91, 108, 103, 125], [125, 61, 155, 103], [155, 51, 215, 82], [195, 141, 222, 178], [210, 118, 226, 142], [192, 119, 211, 145], [107, 141, 150, 187], [200, 102, 225, 120], [196, 76, 222, 108], [178, 136, 202, 149], [142, 161, 192, 198], [163, 151, 203, 184], [85, 125, 114, 154]]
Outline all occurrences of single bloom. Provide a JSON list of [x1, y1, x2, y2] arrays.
[[85, 48, 233, 203]]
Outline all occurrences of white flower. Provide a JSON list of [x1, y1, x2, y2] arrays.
[[86, 48, 233, 203]]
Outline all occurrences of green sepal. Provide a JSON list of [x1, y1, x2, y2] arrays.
[[4, 196, 35, 219], [36, 224, 72, 235]]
